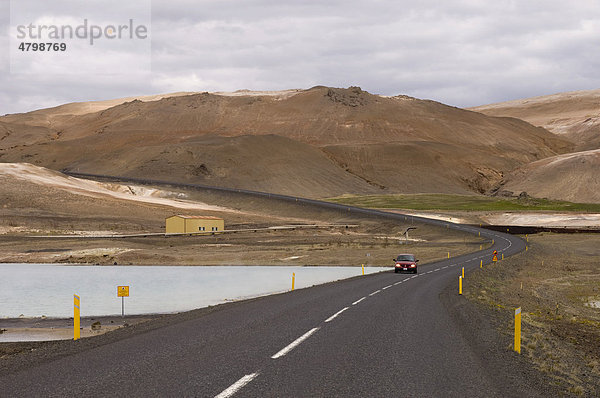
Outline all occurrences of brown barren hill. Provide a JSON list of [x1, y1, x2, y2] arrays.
[[497, 149, 600, 203], [470, 89, 600, 151], [0, 86, 571, 198]]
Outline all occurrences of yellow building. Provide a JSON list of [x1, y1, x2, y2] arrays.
[[165, 215, 225, 234]]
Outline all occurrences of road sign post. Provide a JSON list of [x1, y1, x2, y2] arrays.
[[514, 307, 522, 354], [73, 294, 80, 341], [117, 286, 129, 317]]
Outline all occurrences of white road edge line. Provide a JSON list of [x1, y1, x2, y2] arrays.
[[352, 297, 366, 305], [382, 285, 392, 290], [369, 290, 381, 296], [214, 373, 259, 398], [435, 268, 440, 271], [271, 327, 320, 359], [325, 307, 349, 322]]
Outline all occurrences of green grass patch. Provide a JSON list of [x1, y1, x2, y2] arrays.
[[326, 194, 600, 212]]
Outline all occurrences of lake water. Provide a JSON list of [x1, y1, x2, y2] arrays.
[[0, 264, 388, 318]]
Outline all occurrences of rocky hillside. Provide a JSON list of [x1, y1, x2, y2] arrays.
[[470, 89, 600, 152], [0, 86, 571, 198]]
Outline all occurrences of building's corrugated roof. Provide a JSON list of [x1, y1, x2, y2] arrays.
[[169, 215, 223, 220]]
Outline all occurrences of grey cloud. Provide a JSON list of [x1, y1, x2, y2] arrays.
[[2, 0, 600, 114]]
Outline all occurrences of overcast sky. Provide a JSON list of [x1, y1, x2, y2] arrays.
[[1, 0, 600, 115]]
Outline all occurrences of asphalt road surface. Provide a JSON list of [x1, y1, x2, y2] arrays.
[[2, 177, 543, 397]]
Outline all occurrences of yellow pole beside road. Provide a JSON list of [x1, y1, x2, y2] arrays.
[[362, 264, 364, 276], [459, 276, 463, 295], [462, 267, 464, 278], [514, 307, 522, 354], [73, 294, 80, 341], [292, 273, 295, 291], [502, 253, 504, 260], [447, 252, 450, 259], [480, 260, 483, 268]]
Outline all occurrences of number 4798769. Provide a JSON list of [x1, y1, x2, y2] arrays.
[[18, 42, 67, 51]]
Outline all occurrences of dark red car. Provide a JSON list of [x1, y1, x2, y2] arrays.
[[394, 254, 418, 274]]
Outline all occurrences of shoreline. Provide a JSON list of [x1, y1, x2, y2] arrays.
[[0, 314, 156, 343]]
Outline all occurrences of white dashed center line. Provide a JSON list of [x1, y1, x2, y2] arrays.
[[213, 225, 516, 397], [325, 307, 349, 323], [214, 373, 259, 398], [271, 327, 320, 359], [352, 297, 366, 305]]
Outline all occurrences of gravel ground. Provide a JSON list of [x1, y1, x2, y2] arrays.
[[463, 233, 600, 396]]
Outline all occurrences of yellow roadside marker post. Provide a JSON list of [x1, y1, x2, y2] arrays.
[[502, 253, 504, 260], [514, 307, 522, 354], [526, 234, 528, 242], [362, 264, 364, 276], [458, 276, 463, 295], [73, 294, 80, 341], [292, 273, 295, 291], [462, 267, 464, 278], [480, 260, 483, 269], [447, 252, 450, 259]]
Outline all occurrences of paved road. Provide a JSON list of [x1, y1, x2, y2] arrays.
[[2, 176, 537, 397]]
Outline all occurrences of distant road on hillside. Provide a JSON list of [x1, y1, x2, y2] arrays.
[[2, 176, 554, 397]]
